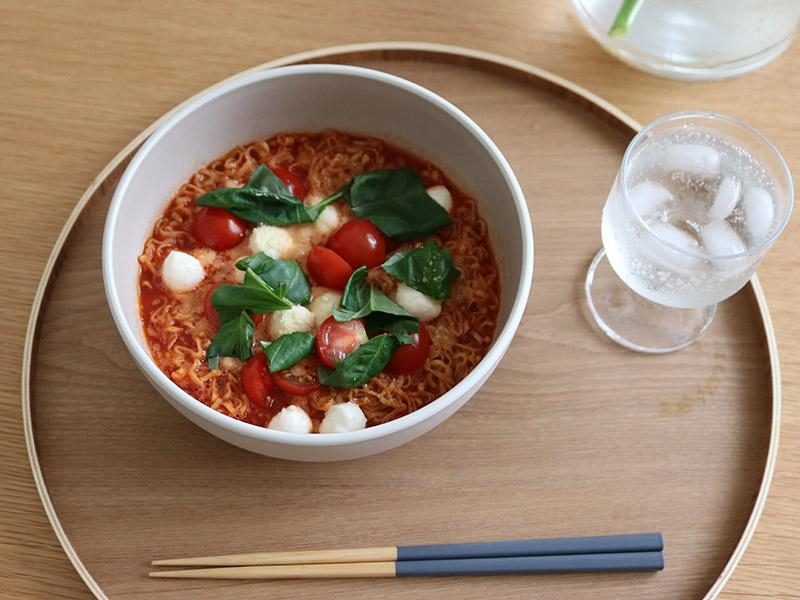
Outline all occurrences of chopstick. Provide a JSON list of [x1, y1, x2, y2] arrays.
[[149, 552, 664, 579], [149, 533, 664, 579], [152, 532, 663, 567]]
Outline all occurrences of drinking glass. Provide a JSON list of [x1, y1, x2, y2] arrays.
[[571, 0, 800, 80], [585, 112, 793, 352]]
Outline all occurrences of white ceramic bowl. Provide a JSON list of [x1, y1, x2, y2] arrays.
[[103, 64, 533, 461]]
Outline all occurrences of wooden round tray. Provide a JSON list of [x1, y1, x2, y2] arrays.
[[23, 43, 779, 599]]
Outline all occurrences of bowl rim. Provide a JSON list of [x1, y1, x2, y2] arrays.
[[102, 63, 534, 448]]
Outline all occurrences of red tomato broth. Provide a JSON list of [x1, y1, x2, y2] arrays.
[[138, 131, 500, 431]]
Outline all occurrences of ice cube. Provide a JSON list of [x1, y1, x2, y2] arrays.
[[708, 175, 741, 221], [628, 180, 672, 219], [647, 222, 702, 272], [742, 187, 775, 243], [652, 222, 699, 251], [663, 144, 722, 177], [701, 220, 747, 257]]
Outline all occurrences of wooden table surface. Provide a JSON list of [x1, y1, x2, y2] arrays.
[[2, 2, 798, 598]]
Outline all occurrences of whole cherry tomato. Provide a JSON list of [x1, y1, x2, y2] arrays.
[[327, 219, 386, 269], [203, 284, 222, 328], [272, 166, 307, 200], [192, 207, 247, 251], [386, 324, 432, 375]]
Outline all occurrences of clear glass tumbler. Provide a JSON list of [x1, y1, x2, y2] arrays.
[[571, 0, 800, 80], [586, 112, 793, 352]]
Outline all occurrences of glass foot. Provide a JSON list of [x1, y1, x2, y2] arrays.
[[584, 249, 716, 353]]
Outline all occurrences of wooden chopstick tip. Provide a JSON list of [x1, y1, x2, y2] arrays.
[[151, 546, 398, 567]]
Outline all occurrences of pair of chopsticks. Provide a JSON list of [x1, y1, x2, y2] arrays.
[[150, 532, 664, 579]]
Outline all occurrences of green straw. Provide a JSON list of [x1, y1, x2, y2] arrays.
[[608, 0, 644, 36]]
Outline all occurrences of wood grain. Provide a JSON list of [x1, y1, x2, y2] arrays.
[[2, 2, 799, 599], [23, 53, 776, 599]]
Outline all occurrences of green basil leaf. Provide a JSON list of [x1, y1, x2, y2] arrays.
[[364, 286, 414, 319], [211, 268, 293, 322], [362, 313, 419, 344], [207, 311, 254, 369], [317, 334, 400, 388], [334, 266, 370, 320], [261, 332, 315, 373], [236, 253, 311, 305], [343, 167, 452, 240], [196, 165, 316, 225], [382, 241, 461, 300], [196, 186, 311, 226], [307, 190, 344, 220], [333, 266, 414, 322], [246, 164, 295, 196]]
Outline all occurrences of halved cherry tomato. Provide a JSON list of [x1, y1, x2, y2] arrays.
[[241, 353, 275, 408], [204, 284, 222, 328], [307, 246, 353, 290], [192, 207, 248, 250], [315, 316, 369, 368], [272, 356, 321, 395], [386, 324, 432, 375], [327, 219, 386, 269], [272, 166, 307, 200]]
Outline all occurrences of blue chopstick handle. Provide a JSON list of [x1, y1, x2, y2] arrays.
[[397, 533, 663, 561], [395, 551, 664, 576]]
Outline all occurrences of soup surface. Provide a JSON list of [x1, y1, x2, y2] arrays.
[[139, 131, 500, 433]]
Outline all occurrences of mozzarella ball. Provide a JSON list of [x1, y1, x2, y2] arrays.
[[219, 357, 242, 371], [395, 283, 441, 322], [426, 185, 453, 213], [268, 305, 315, 339], [249, 225, 295, 259], [267, 405, 312, 434], [312, 199, 343, 237], [162, 250, 205, 292], [283, 224, 315, 259], [308, 289, 343, 328], [319, 402, 367, 434]]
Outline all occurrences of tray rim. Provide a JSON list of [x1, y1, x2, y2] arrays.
[[20, 41, 781, 600]]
